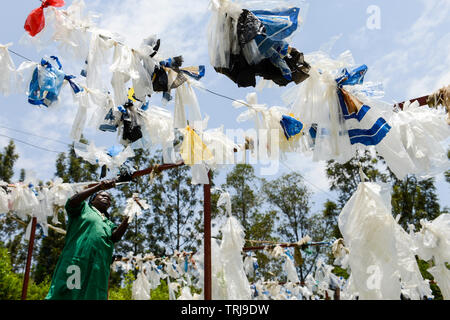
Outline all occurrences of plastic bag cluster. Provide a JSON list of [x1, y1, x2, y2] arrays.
[[208, 0, 310, 88]]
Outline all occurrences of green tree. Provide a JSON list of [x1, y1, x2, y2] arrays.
[[0, 140, 29, 274], [262, 172, 326, 283], [144, 164, 203, 255], [391, 176, 442, 230], [326, 150, 388, 208], [222, 164, 261, 234], [0, 140, 19, 183]]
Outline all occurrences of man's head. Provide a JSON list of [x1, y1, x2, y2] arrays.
[[90, 191, 112, 214]]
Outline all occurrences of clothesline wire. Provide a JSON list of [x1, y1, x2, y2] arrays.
[[0, 132, 64, 154], [2, 48, 432, 203], [7, 48, 33, 62], [196, 86, 253, 108], [280, 161, 339, 202], [0, 124, 71, 146], [7, 47, 256, 110]]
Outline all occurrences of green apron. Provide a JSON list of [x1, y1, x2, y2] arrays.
[[45, 200, 117, 300]]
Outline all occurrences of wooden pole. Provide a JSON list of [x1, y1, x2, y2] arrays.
[[334, 287, 341, 300], [203, 171, 212, 300], [21, 217, 37, 300], [395, 95, 429, 110]]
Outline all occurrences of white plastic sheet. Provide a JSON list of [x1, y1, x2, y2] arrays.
[[132, 270, 151, 300], [338, 182, 401, 300], [0, 43, 16, 96], [123, 194, 149, 223], [382, 101, 450, 180], [86, 32, 115, 90]]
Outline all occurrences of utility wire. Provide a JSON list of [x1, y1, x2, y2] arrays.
[[0, 124, 71, 146], [0, 133, 64, 154]]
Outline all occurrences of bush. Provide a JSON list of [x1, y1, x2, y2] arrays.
[[0, 247, 22, 299], [0, 247, 51, 300], [108, 271, 135, 300]]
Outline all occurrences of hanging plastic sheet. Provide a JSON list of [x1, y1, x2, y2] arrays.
[[284, 249, 300, 283], [0, 44, 17, 96], [0, 186, 10, 213], [73, 142, 135, 172], [110, 45, 139, 107], [136, 105, 176, 164], [191, 164, 210, 185], [180, 126, 213, 166], [209, 0, 309, 88], [283, 51, 356, 163], [49, 177, 76, 207], [174, 81, 203, 129], [393, 222, 432, 300], [218, 214, 252, 299], [24, 0, 65, 37], [15, 61, 38, 94], [202, 126, 238, 170], [88, 90, 115, 131], [86, 33, 115, 90], [338, 182, 402, 300], [131, 51, 153, 102], [233, 92, 307, 159], [123, 194, 149, 223], [413, 214, 450, 299], [54, 1, 92, 59], [337, 87, 391, 147], [132, 269, 151, 300], [9, 184, 40, 221], [70, 89, 90, 141], [382, 101, 450, 179], [208, 0, 242, 69]]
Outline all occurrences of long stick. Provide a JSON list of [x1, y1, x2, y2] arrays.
[[203, 171, 212, 301], [21, 217, 37, 300], [242, 242, 328, 252]]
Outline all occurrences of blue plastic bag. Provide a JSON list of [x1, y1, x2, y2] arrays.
[[336, 64, 368, 87], [28, 56, 82, 107], [280, 114, 304, 140], [251, 7, 301, 80]]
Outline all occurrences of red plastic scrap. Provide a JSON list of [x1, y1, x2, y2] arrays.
[[24, 0, 65, 37]]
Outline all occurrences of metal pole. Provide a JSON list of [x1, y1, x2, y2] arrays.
[[21, 216, 37, 300], [203, 171, 212, 300]]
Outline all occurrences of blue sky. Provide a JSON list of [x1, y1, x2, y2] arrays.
[[0, 0, 449, 213]]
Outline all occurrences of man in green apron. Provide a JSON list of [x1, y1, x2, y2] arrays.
[[46, 180, 130, 300]]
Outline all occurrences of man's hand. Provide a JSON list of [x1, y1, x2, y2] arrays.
[[98, 179, 116, 191]]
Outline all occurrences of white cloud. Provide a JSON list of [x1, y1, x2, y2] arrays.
[[92, 0, 210, 64], [398, 0, 450, 45], [370, 0, 450, 99]]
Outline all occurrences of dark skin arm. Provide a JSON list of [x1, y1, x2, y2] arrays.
[[67, 180, 116, 211], [68, 179, 130, 243], [111, 217, 129, 243]]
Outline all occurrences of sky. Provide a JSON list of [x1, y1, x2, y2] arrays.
[[0, 0, 449, 213]]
